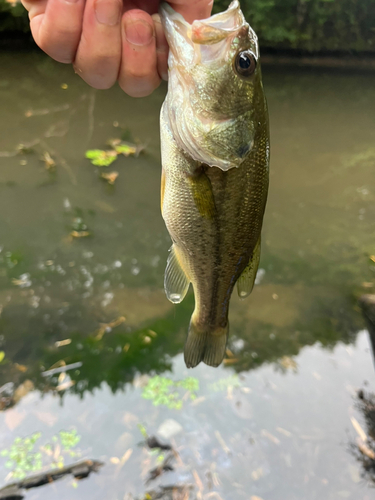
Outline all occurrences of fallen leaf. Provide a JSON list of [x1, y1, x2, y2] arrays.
[[13, 380, 34, 403], [14, 363, 27, 372], [95, 316, 126, 340], [101, 171, 119, 185], [70, 230, 90, 238], [370, 256, 375, 263], [42, 151, 56, 170], [193, 470, 204, 492], [57, 380, 75, 391], [279, 356, 298, 371], [55, 339, 72, 347], [358, 440, 375, 460]]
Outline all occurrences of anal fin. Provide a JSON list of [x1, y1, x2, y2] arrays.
[[237, 237, 261, 299], [164, 245, 190, 304]]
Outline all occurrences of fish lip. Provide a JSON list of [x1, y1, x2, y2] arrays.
[[159, 0, 247, 48]]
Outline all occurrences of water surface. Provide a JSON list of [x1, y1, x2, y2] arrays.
[[0, 51, 374, 500]]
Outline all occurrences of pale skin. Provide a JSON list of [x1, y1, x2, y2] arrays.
[[21, 0, 213, 97]]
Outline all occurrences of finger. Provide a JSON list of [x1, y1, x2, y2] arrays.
[[152, 13, 168, 81], [26, 0, 86, 63], [74, 0, 122, 89], [169, 0, 213, 23], [119, 9, 160, 98], [22, 0, 47, 18]]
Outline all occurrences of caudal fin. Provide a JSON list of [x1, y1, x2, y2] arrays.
[[184, 320, 229, 368]]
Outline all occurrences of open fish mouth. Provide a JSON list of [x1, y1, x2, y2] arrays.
[[160, 0, 254, 65]]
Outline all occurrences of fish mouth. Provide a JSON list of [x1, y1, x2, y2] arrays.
[[159, 0, 250, 64]]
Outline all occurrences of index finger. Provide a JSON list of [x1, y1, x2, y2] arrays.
[[168, 0, 213, 23]]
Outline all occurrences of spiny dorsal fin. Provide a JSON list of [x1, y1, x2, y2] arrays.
[[237, 237, 261, 299], [164, 245, 190, 304]]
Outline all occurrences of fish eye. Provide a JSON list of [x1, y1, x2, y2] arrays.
[[234, 51, 257, 77]]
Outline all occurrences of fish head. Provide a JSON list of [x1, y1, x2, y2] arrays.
[[160, 0, 267, 171]]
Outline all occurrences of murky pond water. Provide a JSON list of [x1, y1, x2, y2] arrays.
[[0, 50, 375, 500]]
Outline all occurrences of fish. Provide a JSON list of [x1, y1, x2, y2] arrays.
[[159, 0, 270, 368]]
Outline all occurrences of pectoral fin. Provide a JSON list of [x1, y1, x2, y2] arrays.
[[164, 245, 190, 304], [237, 237, 261, 299]]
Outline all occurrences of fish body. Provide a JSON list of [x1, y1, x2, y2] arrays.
[[160, 1, 270, 368]]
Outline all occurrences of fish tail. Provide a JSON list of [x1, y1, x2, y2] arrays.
[[184, 319, 229, 368]]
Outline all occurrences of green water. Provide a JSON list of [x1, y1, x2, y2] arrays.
[[0, 51, 374, 500]]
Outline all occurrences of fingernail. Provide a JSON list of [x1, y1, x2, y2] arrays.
[[95, 0, 121, 26], [124, 19, 153, 46]]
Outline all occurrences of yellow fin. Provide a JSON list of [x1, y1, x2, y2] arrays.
[[164, 245, 190, 304], [188, 170, 216, 219], [237, 237, 261, 299]]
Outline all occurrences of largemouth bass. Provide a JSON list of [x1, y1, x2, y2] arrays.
[[159, 0, 270, 368]]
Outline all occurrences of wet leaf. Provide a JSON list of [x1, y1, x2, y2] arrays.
[[14, 363, 27, 372], [55, 339, 72, 347], [101, 171, 119, 185], [41, 152, 56, 171], [13, 380, 34, 403], [56, 380, 75, 391], [357, 440, 375, 460], [70, 230, 90, 238]]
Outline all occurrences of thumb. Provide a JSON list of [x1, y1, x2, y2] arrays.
[[168, 0, 213, 23]]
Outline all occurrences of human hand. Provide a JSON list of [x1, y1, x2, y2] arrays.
[[21, 0, 213, 96]]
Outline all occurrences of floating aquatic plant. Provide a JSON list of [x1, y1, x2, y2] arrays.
[[1, 429, 82, 479], [85, 149, 117, 167], [142, 376, 199, 409]]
